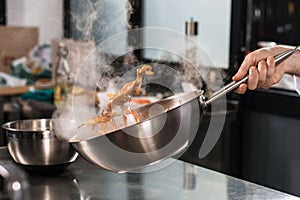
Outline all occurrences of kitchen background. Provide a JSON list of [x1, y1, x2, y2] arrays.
[[1, 0, 300, 197]]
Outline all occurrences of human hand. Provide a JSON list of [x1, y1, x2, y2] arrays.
[[232, 45, 297, 94]]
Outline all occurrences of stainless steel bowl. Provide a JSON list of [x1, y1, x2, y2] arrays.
[[1, 119, 78, 169]]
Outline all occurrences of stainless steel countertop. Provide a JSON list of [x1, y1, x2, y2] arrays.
[[26, 156, 300, 200]]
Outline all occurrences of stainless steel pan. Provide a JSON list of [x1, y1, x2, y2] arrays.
[[71, 46, 299, 173]]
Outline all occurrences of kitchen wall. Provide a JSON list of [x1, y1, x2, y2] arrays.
[[6, 0, 63, 44], [143, 0, 232, 69]]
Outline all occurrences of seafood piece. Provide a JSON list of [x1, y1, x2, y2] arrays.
[[105, 64, 154, 126], [106, 64, 154, 106], [78, 64, 154, 132], [78, 110, 113, 133]]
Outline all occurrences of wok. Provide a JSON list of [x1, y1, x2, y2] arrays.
[[71, 47, 298, 173]]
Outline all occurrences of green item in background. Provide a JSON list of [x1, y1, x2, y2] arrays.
[[20, 89, 54, 103], [11, 61, 52, 85], [10, 43, 52, 85]]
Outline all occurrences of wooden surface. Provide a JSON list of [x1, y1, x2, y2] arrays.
[[0, 85, 35, 96], [0, 84, 54, 97]]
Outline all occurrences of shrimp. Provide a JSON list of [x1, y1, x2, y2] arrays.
[[78, 65, 154, 132]]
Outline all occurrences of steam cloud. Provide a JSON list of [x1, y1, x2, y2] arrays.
[[69, 0, 133, 43], [53, 0, 136, 141]]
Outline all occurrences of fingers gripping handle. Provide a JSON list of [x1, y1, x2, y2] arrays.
[[203, 45, 300, 107]]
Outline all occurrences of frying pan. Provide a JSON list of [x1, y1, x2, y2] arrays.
[[71, 46, 299, 173]]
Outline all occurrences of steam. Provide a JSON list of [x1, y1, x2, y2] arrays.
[[53, 0, 135, 141], [70, 0, 100, 41], [69, 0, 133, 43]]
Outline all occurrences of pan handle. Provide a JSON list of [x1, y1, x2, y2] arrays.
[[203, 45, 300, 107]]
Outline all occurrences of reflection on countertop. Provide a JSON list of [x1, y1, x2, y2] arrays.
[[26, 156, 300, 200]]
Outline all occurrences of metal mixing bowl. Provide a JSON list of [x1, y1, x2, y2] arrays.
[[1, 119, 78, 171]]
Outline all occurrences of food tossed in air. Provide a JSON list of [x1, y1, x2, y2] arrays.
[[77, 110, 113, 131], [78, 64, 154, 133], [105, 64, 154, 126]]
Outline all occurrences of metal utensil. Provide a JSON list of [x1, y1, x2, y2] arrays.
[[71, 46, 298, 173], [2, 119, 78, 172]]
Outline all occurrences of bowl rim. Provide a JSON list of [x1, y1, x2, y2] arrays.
[[1, 118, 52, 132]]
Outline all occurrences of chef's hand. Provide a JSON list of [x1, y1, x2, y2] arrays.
[[232, 45, 300, 94]]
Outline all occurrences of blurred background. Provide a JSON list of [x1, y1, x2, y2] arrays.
[[0, 0, 300, 197]]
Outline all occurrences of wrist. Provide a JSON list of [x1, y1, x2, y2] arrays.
[[284, 48, 300, 76]]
